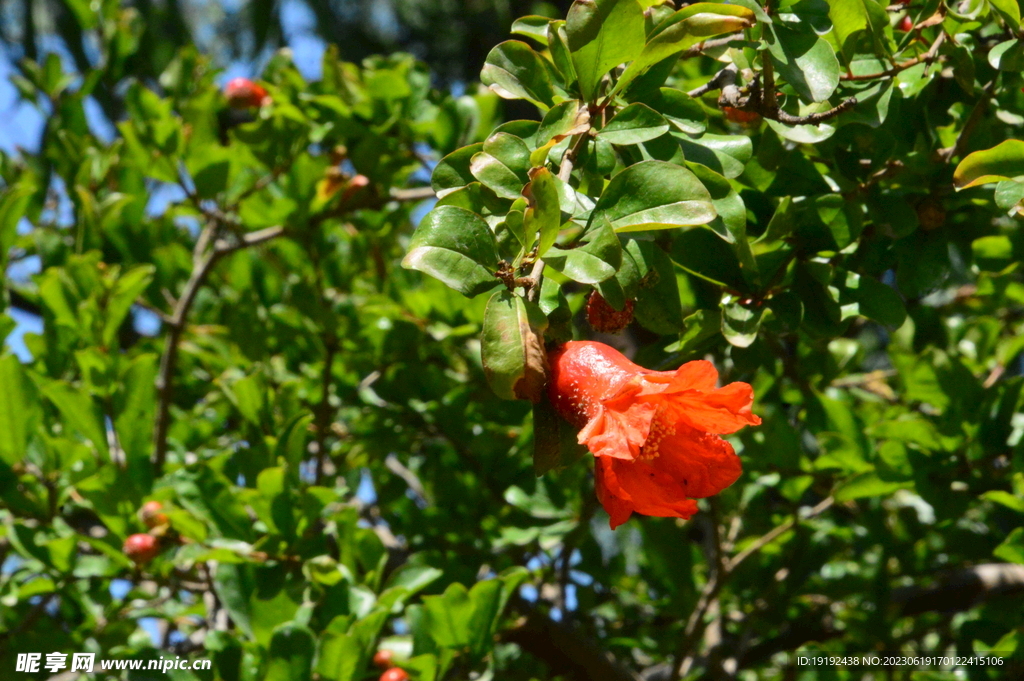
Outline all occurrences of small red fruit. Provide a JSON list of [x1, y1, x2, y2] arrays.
[[224, 77, 269, 109], [380, 669, 409, 681], [372, 650, 394, 669], [124, 533, 160, 565], [722, 106, 762, 126], [586, 291, 635, 334], [897, 16, 913, 32], [139, 500, 169, 529]]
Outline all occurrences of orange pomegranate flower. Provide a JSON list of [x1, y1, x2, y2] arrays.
[[547, 341, 761, 528]]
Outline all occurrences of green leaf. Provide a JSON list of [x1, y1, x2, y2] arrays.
[[0, 183, 35, 271], [589, 160, 716, 232], [677, 133, 752, 179], [634, 243, 684, 333], [994, 527, 1024, 564], [537, 100, 589, 146], [611, 4, 756, 97], [0, 355, 40, 465], [548, 20, 579, 90], [433, 143, 483, 198], [481, 41, 558, 109], [525, 167, 563, 256], [543, 217, 622, 284], [103, 264, 155, 347], [982, 490, 1024, 513], [566, 0, 647, 102], [266, 623, 315, 681], [827, 0, 890, 61], [764, 23, 840, 103], [35, 377, 109, 457], [987, 39, 1024, 71], [403, 206, 501, 297], [470, 133, 532, 201], [511, 16, 552, 45], [481, 291, 548, 401], [990, 0, 1021, 27], [597, 103, 670, 144], [720, 299, 763, 348], [274, 414, 314, 470], [845, 272, 907, 327], [954, 140, 1024, 189], [639, 87, 707, 135], [972, 235, 1019, 272], [994, 180, 1024, 210], [114, 353, 158, 464], [835, 472, 905, 502], [186, 145, 233, 199], [665, 308, 723, 353]]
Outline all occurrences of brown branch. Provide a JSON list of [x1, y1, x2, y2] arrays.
[[390, 186, 438, 201], [688, 65, 737, 99], [893, 563, 1024, 615], [504, 599, 643, 681], [841, 32, 945, 81], [681, 34, 746, 60], [152, 224, 286, 475], [727, 496, 834, 572], [771, 98, 857, 125], [669, 496, 834, 680]]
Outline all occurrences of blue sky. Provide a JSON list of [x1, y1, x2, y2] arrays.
[[2, 0, 331, 362]]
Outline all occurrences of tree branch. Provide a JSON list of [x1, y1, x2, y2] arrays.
[[504, 599, 643, 681], [152, 224, 285, 475], [669, 496, 834, 680], [893, 563, 1024, 615], [841, 32, 945, 81]]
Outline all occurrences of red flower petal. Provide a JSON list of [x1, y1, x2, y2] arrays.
[[547, 341, 760, 528]]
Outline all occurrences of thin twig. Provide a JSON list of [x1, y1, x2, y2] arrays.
[[688, 65, 737, 99], [390, 186, 438, 201], [669, 496, 835, 680], [772, 98, 857, 125], [726, 496, 834, 572], [153, 224, 285, 475], [680, 34, 746, 60], [841, 32, 945, 81]]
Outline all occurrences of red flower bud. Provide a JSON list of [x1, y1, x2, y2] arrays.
[[722, 106, 762, 126], [372, 650, 394, 669], [380, 669, 409, 681], [586, 291, 635, 333], [224, 78, 269, 109], [139, 500, 169, 529], [123, 533, 160, 565], [548, 342, 760, 528]]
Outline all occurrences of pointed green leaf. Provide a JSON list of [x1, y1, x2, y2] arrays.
[[597, 102, 670, 144], [482, 291, 548, 401], [954, 140, 1024, 189], [543, 217, 622, 284], [403, 206, 500, 297], [525, 167, 563, 256], [433, 143, 485, 198], [481, 40, 558, 109], [0, 355, 40, 465], [566, 0, 647, 102], [764, 23, 840, 103], [589, 160, 716, 231], [611, 4, 755, 97]]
